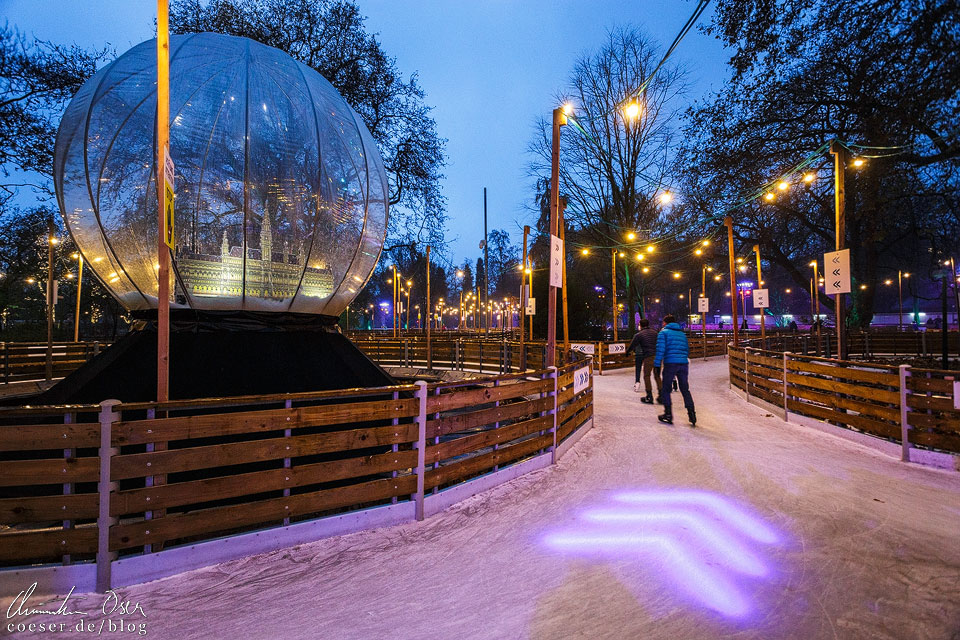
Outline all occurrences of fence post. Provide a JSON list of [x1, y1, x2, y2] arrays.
[[899, 365, 911, 462], [94, 341, 101, 357], [283, 398, 293, 525], [864, 332, 871, 358], [921, 331, 927, 358], [413, 381, 427, 521], [96, 399, 120, 592], [2, 342, 7, 385], [455, 339, 461, 371], [403, 339, 409, 367], [550, 366, 559, 464], [744, 347, 751, 400], [782, 352, 789, 422], [62, 411, 76, 565]]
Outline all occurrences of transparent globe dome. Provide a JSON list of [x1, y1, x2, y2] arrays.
[[54, 33, 387, 316]]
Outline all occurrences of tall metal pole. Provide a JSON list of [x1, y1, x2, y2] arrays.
[[46, 218, 54, 381], [611, 248, 618, 342], [941, 274, 949, 369], [73, 255, 83, 342], [483, 187, 489, 336], [813, 263, 822, 354], [521, 225, 529, 355], [156, 0, 171, 402], [701, 266, 707, 359], [724, 216, 739, 345], [830, 139, 847, 359], [754, 244, 765, 348], [392, 264, 397, 338], [898, 269, 903, 332], [951, 257, 959, 331], [426, 246, 432, 369], [547, 107, 564, 366]]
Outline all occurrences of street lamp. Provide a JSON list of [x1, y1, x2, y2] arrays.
[[546, 103, 569, 367], [809, 260, 821, 353]]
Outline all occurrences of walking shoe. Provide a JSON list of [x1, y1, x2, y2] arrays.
[[687, 409, 697, 426], [657, 412, 673, 424], [640, 395, 654, 404], [633, 382, 641, 393]]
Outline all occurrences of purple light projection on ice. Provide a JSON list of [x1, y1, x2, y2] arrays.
[[582, 509, 767, 576], [611, 490, 781, 544], [541, 490, 782, 618]]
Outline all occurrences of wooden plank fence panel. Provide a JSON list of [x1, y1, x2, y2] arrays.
[[426, 415, 552, 464], [0, 422, 100, 450], [111, 423, 418, 481], [110, 449, 418, 516], [110, 475, 417, 551], [0, 457, 99, 487], [0, 493, 98, 523], [426, 396, 551, 438], [0, 526, 97, 563], [114, 398, 418, 445]]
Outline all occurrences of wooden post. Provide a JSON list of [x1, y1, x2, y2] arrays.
[[549, 366, 559, 464], [724, 216, 739, 345], [899, 364, 911, 462], [547, 107, 565, 367], [744, 347, 750, 399], [96, 399, 120, 592], [611, 248, 618, 342], [46, 218, 55, 381], [830, 139, 847, 360], [701, 266, 707, 360], [520, 225, 529, 368], [426, 246, 432, 370], [754, 244, 766, 349], [156, 0, 171, 403], [560, 200, 569, 350], [413, 381, 427, 520], [74, 255, 83, 342], [782, 352, 789, 422]]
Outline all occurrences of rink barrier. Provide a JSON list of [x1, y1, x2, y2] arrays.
[[727, 344, 960, 459], [0, 341, 106, 384], [0, 358, 593, 595]]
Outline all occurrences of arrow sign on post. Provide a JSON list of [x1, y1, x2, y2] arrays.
[[549, 234, 563, 288], [823, 249, 851, 294]]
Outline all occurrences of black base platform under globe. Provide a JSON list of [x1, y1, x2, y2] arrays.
[[29, 311, 395, 404]]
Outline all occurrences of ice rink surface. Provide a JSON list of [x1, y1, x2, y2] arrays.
[[13, 359, 960, 639]]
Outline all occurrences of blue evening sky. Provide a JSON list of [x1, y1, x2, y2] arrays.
[[1, 0, 729, 266]]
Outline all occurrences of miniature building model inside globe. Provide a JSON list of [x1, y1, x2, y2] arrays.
[[54, 33, 387, 316]]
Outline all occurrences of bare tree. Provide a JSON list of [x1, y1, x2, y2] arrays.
[[529, 27, 687, 332]]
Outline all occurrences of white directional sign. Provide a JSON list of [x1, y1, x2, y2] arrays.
[[608, 343, 626, 354], [697, 297, 709, 313], [570, 342, 595, 355], [824, 249, 851, 294], [525, 297, 536, 315], [753, 288, 769, 309], [549, 234, 564, 288], [573, 366, 591, 394]]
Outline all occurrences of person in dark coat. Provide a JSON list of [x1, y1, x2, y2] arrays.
[[625, 318, 661, 403], [654, 314, 696, 425]]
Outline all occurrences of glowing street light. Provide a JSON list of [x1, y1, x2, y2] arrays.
[[660, 191, 673, 204], [624, 101, 640, 120]]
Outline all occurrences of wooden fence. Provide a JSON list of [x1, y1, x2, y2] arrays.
[[728, 343, 960, 456], [0, 341, 107, 384], [0, 358, 594, 594]]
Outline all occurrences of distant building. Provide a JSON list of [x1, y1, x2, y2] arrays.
[[176, 214, 334, 302]]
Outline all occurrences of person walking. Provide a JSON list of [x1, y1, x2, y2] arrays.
[[653, 314, 696, 426], [625, 318, 661, 403]]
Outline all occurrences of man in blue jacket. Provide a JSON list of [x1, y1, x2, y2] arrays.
[[653, 314, 697, 425]]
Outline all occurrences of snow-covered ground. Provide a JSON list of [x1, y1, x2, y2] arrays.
[[10, 359, 960, 639]]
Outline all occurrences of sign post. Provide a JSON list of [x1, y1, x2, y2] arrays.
[[156, 0, 171, 403]]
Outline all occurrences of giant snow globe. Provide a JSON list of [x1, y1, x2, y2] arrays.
[[54, 33, 387, 316]]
